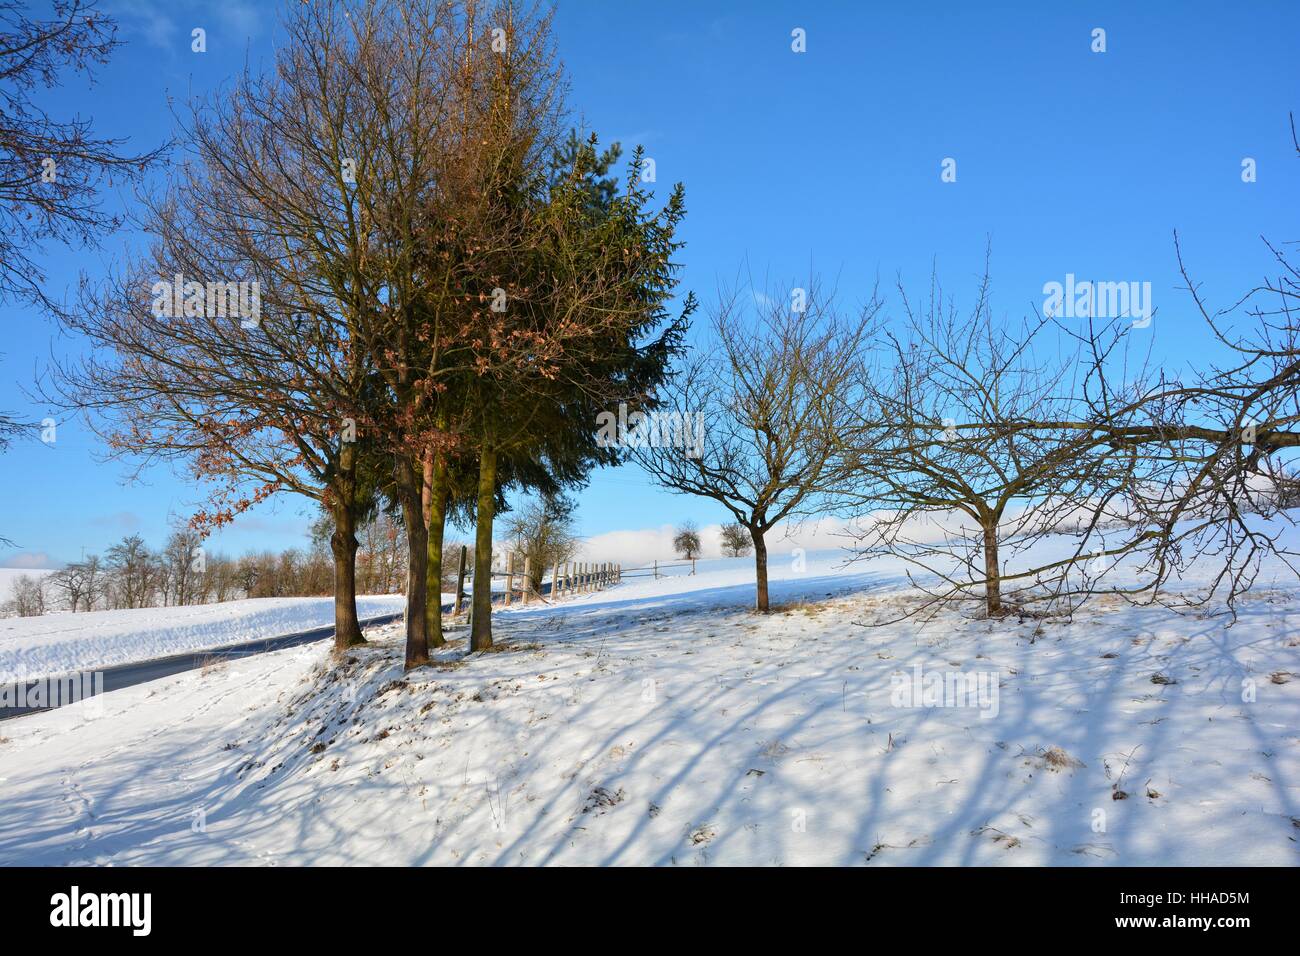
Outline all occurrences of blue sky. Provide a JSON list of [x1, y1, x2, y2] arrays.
[[1, 0, 1298, 567]]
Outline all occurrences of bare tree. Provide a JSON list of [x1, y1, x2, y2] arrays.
[[50, 555, 100, 611], [672, 521, 701, 560], [719, 521, 751, 557], [503, 494, 578, 595], [1022, 116, 1300, 616], [635, 279, 875, 611], [359, 510, 407, 595], [48, 0, 464, 654], [0, 0, 164, 310], [837, 265, 1149, 619], [2, 573, 46, 616], [104, 534, 155, 609], [0, 0, 161, 545], [1079, 223, 1300, 613], [161, 526, 204, 607]]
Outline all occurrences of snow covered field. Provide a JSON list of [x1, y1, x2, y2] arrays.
[[1, 544, 1297, 866], [0, 595, 407, 683]]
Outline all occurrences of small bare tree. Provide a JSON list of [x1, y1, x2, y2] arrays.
[[672, 521, 701, 560], [635, 279, 876, 611], [719, 521, 751, 557], [104, 534, 155, 610], [503, 494, 578, 595], [50, 555, 102, 611], [2, 573, 46, 617]]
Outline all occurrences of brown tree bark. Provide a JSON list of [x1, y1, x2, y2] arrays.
[[424, 451, 449, 648], [751, 525, 770, 613], [982, 521, 1002, 616], [330, 497, 366, 651], [470, 445, 498, 651], [397, 454, 430, 668]]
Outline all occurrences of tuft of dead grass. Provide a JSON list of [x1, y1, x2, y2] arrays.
[[771, 598, 836, 618], [1040, 746, 1085, 772], [480, 640, 543, 654]]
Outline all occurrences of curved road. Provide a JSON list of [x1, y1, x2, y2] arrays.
[[0, 611, 406, 722]]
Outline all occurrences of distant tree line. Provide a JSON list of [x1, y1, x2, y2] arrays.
[[0, 510, 483, 618]]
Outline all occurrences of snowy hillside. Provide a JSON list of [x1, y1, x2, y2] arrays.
[[0, 595, 407, 683], [1, 537, 1296, 866]]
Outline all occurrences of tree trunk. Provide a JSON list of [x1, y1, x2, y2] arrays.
[[470, 445, 498, 651], [751, 526, 770, 612], [329, 442, 366, 653], [329, 499, 366, 651], [423, 452, 449, 648], [397, 455, 429, 668], [982, 521, 1002, 616], [454, 544, 467, 614]]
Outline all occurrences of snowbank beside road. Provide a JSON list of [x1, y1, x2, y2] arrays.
[[0, 595, 406, 682]]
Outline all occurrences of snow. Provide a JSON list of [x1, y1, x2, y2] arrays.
[[0, 541, 1297, 866], [0, 595, 407, 683]]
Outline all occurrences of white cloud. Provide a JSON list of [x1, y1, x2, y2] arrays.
[[0, 551, 58, 569], [109, 0, 266, 54]]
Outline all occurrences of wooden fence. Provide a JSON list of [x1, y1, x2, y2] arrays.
[[448, 546, 623, 614], [618, 558, 697, 578], [445, 549, 702, 615]]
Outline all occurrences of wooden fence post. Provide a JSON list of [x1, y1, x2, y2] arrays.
[[505, 551, 514, 606], [551, 560, 559, 600], [653, 559, 658, 580], [455, 545, 467, 615], [523, 556, 533, 603]]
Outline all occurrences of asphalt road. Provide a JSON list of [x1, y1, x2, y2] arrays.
[[0, 580, 578, 722], [0, 610, 406, 722]]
